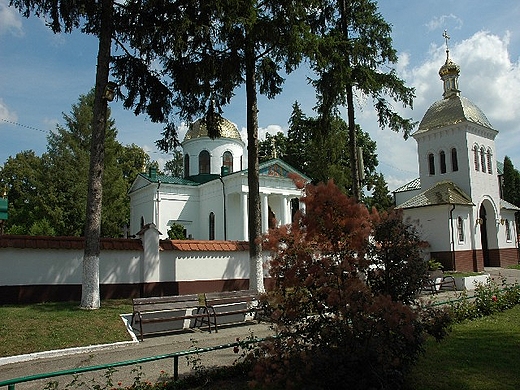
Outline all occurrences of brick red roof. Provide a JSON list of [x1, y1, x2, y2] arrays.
[[0, 236, 249, 252], [160, 240, 249, 251], [0, 235, 143, 250]]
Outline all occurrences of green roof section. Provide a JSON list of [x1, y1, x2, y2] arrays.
[[397, 181, 474, 209], [135, 158, 310, 190], [140, 171, 200, 186]]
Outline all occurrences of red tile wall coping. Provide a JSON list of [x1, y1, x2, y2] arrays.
[[0, 235, 143, 251], [0, 236, 251, 252], [160, 240, 249, 251]]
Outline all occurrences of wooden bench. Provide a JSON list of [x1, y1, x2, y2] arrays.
[[200, 290, 262, 332], [131, 294, 212, 341]]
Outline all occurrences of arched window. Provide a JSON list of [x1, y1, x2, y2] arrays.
[[199, 150, 210, 174], [473, 145, 479, 171], [428, 153, 435, 175], [457, 216, 464, 243], [480, 147, 486, 174], [209, 212, 215, 240], [451, 148, 458, 172], [222, 151, 233, 173], [486, 149, 493, 174], [505, 219, 511, 241], [184, 154, 190, 178], [440, 151, 447, 174]]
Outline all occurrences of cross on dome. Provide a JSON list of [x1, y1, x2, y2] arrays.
[[443, 29, 450, 59], [439, 29, 460, 98]]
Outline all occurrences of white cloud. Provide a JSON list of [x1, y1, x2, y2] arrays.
[[0, 0, 23, 37], [0, 98, 17, 122], [239, 124, 285, 144], [387, 30, 520, 186], [425, 14, 463, 32], [409, 31, 520, 146]]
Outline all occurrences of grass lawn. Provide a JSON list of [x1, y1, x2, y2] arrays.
[[404, 305, 520, 390], [0, 300, 133, 357], [1, 300, 520, 389]]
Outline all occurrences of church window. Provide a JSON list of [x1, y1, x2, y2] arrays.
[[451, 148, 458, 172], [505, 219, 511, 241], [199, 150, 210, 174], [440, 151, 447, 174], [473, 145, 479, 171], [209, 212, 215, 240], [457, 216, 465, 243], [428, 153, 435, 175], [223, 151, 233, 173], [486, 149, 493, 174], [480, 147, 486, 174], [184, 154, 190, 178]]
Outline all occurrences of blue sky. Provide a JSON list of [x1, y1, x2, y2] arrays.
[[1, 0, 519, 191]]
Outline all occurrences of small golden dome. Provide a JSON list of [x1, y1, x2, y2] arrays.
[[439, 57, 460, 78], [184, 117, 242, 142]]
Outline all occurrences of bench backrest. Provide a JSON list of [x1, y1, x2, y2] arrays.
[[203, 290, 258, 306], [132, 294, 202, 313]]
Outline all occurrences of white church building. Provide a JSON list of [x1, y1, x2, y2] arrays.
[[394, 47, 519, 272], [128, 118, 307, 242]]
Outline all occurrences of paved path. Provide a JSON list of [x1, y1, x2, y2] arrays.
[[1, 267, 518, 389], [0, 322, 274, 389]]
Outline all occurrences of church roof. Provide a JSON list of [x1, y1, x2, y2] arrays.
[[496, 160, 504, 175], [183, 117, 242, 141], [415, 95, 493, 134], [393, 178, 421, 193], [501, 199, 520, 211], [396, 181, 474, 209]]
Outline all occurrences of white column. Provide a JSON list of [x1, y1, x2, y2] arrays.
[[242, 192, 248, 241], [285, 197, 292, 225], [280, 196, 288, 226], [261, 193, 269, 233]]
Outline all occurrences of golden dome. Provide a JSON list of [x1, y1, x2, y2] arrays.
[[439, 57, 460, 78], [416, 96, 493, 134], [183, 117, 242, 142]]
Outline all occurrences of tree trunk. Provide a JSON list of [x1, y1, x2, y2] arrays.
[[346, 84, 360, 201], [245, 37, 265, 293], [81, 0, 113, 309], [341, 0, 360, 201]]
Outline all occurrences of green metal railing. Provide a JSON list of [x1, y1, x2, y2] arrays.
[[0, 337, 267, 390]]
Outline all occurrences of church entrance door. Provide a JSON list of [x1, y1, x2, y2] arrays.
[[479, 204, 490, 267]]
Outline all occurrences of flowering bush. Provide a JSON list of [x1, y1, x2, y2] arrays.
[[251, 180, 449, 389], [450, 276, 520, 322]]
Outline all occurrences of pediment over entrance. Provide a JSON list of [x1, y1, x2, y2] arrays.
[[258, 159, 309, 181]]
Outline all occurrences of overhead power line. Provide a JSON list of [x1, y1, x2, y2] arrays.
[[0, 118, 49, 134]]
